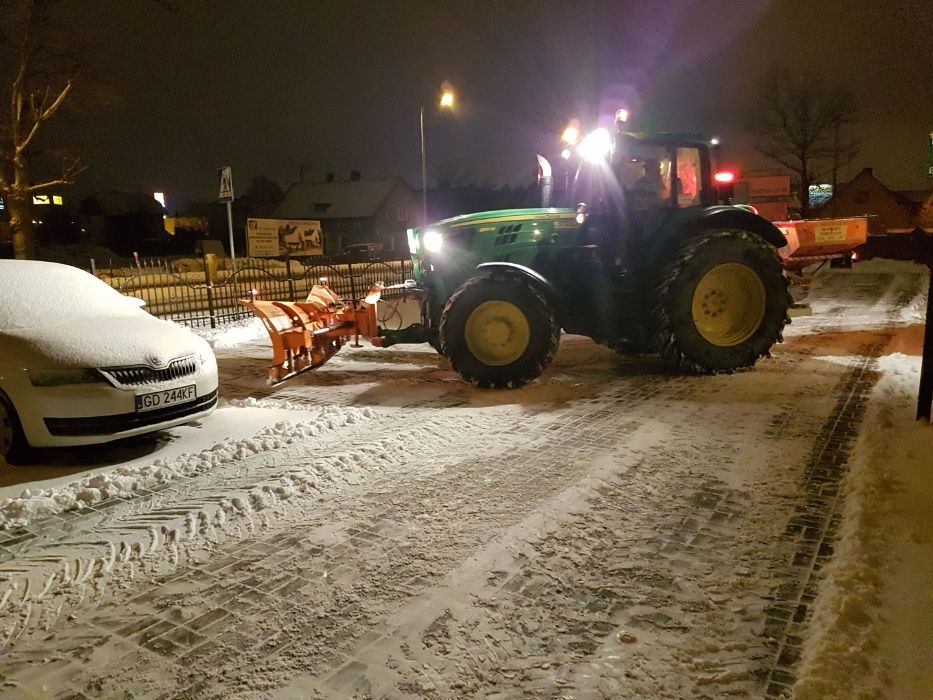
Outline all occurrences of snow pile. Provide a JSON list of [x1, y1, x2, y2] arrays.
[[0, 405, 377, 529], [793, 351, 933, 698], [195, 317, 267, 348]]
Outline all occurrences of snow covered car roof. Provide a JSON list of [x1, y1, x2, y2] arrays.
[[0, 260, 145, 330], [0, 260, 209, 368]]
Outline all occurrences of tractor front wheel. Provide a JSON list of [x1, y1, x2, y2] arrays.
[[650, 230, 790, 373], [440, 275, 560, 388]]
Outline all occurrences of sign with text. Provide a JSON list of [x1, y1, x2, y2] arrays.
[[217, 166, 234, 202], [813, 221, 850, 243], [246, 218, 323, 257]]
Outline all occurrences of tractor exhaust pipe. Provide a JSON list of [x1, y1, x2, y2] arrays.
[[537, 154, 553, 208]]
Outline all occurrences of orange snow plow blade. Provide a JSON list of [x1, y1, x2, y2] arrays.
[[239, 284, 381, 384]]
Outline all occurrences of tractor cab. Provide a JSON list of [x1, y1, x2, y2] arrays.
[[566, 129, 721, 273], [611, 132, 715, 211]]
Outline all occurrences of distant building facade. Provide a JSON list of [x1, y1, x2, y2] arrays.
[[79, 191, 168, 254], [813, 168, 933, 235], [274, 174, 417, 255]]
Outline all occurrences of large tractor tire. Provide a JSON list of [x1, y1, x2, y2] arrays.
[[440, 275, 560, 388], [650, 230, 790, 373]]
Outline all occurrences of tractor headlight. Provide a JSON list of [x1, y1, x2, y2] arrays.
[[422, 229, 443, 254]]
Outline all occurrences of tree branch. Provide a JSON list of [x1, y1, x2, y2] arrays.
[[16, 78, 72, 153]]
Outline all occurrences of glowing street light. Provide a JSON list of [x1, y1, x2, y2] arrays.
[[439, 83, 455, 109], [421, 81, 457, 225]]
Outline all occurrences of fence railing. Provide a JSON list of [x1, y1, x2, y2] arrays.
[[91, 254, 414, 328]]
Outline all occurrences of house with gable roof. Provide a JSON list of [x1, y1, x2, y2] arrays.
[[812, 168, 933, 235], [274, 173, 418, 256]]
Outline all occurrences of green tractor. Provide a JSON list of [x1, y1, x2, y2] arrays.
[[385, 125, 791, 388]]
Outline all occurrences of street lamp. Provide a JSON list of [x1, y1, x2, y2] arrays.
[[420, 82, 456, 225]]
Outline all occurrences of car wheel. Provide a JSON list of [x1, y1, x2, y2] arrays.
[[0, 391, 26, 463]]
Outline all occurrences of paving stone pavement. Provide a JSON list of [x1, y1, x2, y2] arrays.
[[0, 269, 921, 699]]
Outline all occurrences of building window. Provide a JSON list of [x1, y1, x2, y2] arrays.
[[856, 191, 869, 204], [313, 202, 330, 213], [396, 206, 407, 221]]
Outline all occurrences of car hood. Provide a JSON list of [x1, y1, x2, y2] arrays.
[[0, 315, 211, 369]]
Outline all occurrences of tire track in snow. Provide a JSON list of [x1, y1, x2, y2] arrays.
[[0, 403, 546, 678], [0, 368, 675, 697]]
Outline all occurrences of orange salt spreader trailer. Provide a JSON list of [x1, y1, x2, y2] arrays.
[[775, 216, 869, 273]]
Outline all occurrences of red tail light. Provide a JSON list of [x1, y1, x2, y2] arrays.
[[714, 171, 736, 183]]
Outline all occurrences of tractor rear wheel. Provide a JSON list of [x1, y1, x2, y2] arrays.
[[650, 230, 790, 373], [440, 275, 560, 388]]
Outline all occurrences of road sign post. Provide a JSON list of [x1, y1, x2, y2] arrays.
[[218, 166, 236, 264], [927, 132, 933, 179], [917, 266, 933, 421]]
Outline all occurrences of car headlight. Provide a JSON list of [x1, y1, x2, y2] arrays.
[[29, 368, 105, 387], [422, 229, 443, 254]]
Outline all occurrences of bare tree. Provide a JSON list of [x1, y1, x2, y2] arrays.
[[747, 67, 859, 215], [0, 0, 91, 259]]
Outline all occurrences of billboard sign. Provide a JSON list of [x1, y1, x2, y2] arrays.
[[246, 218, 323, 257]]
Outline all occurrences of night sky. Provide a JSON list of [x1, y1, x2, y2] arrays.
[[53, 0, 933, 209]]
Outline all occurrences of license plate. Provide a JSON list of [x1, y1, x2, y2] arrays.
[[135, 385, 196, 413]]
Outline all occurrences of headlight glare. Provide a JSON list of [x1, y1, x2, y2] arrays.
[[422, 229, 443, 253]]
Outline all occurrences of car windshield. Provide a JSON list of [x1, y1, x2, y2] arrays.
[[0, 260, 145, 331]]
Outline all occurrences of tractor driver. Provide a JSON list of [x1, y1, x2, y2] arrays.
[[628, 158, 667, 211]]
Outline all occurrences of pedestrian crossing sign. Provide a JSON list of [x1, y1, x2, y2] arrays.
[[218, 166, 234, 202]]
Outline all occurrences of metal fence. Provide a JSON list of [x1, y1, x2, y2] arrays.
[[91, 254, 414, 328]]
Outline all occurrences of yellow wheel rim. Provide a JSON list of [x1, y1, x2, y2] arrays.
[[691, 263, 766, 346], [464, 300, 530, 366]]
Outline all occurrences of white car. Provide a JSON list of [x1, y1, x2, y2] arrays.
[[0, 260, 218, 459]]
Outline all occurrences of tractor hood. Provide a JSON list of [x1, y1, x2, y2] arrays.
[[408, 207, 584, 294], [410, 207, 579, 258], [435, 207, 577, 229]]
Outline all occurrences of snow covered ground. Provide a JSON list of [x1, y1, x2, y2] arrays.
[[0, 260, 929, 699]]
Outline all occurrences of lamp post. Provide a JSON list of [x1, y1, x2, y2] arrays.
[[420, 82, 456, 226]]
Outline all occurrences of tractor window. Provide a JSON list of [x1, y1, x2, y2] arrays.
[[619, 145, 672, 212], [676, 148, 701, 207]]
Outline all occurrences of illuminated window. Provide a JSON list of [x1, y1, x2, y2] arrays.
[[52, 195, 63, 205], [675, 148, 701, 208], [33, 195, 50, 205]]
